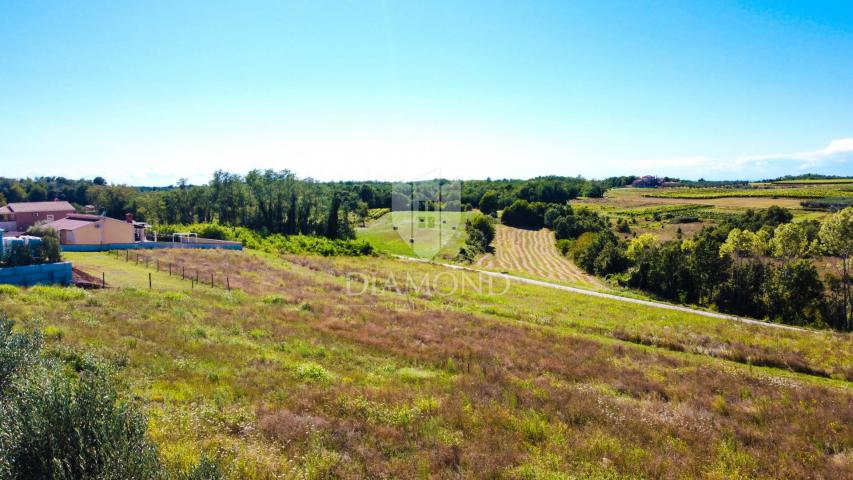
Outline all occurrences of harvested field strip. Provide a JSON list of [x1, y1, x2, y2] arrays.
[[476, 225, 602, 287]]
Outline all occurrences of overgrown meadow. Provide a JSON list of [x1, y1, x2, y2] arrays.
[[1, 250, 851, 478]]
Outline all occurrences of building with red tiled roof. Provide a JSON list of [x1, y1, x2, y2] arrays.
[[0, 201, 76, 233]]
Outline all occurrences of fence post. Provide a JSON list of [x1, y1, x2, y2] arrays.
[[182, 266, 185, 280], [148, 272, 152, 289], [169, 263, 172, 276], [210, 272, 214, 287], [126, 250, 129, 261], [102, 272, 105, 288], [226, 276, 230, 291]]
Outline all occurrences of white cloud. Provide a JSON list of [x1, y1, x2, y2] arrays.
[[609, 138, 853, 179], [737, 138, 853, 170]]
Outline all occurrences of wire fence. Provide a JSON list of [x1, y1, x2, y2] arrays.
[[102, 249, 234, 292]]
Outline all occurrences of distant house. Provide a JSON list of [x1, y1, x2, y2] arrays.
[[47, 214, 134, 245], [0, 201, 76, 235], [631, 176, 663, 188]]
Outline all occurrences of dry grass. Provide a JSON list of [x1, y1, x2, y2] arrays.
[[11, 250, 851, 478]]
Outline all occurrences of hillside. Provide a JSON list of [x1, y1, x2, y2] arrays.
[[3, 249, 850, 478], [475, 225, 602, 288]]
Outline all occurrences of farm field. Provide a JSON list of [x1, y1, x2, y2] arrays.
[[579, 187, 812, 212], [642, 185, 853, 199], [356, 210, 468, 260], [475, 225, 602, 288], [573, 186, 835, 241], [5, 249, 851, 478], [768, 178, 853, 185]]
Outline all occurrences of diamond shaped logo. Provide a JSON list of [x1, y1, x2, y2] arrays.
[[391, 178, 462, 259]]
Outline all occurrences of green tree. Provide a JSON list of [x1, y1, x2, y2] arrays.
[[464, 213, 496, 253], [627, 233, 658, 261], [27, 184, 47, 202], [326, 192, 341, 239], [7, 183, 26, 202], [771, 223, 808, 261], [763, 260, 824, 326], [582, 183, 605, 198], [478, 191, 499, 216], [819, 207, 853, 330]]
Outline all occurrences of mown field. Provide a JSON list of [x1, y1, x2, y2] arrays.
[[475, 225, 602, 288], [3, 249, 851, 478]]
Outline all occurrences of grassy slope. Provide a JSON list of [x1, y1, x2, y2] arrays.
[[2, 250, 851, 478], [356, 210, 468, 260], [475, 225, 603, 289]]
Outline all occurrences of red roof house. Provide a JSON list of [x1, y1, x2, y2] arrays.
[[0, 201, 76, 234]]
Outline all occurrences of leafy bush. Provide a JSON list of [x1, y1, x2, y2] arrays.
[[500, 200, 549, 229], [569, 232, 626, 276], [556, 239, 573, 256], [295, 362, 334, 382], [1, 224, 62, 267], [153, 223, 374, 257], [478, 191, 499, 216], [0, 314, 159, 479], [552, 207, 609, 240], [26, 224, 62, 264], [367, 208, 390, 220], [464, 214, 495, 253], [0, 314, 223, 480]]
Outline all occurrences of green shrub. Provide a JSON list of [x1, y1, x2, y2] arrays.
[[295, 362, 333, 382], [0, 315, 159, 479], [500, 200, 548, 229], [463, 213, 496, 255], [0, 314, 222, 480], [0, 285, 19, 297], [152, 223, 375, 257]]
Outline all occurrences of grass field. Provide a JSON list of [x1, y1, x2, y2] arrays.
[[642, 186, 853, 199], [475, 225, 602, 288], [573, 187, 832, 241], [577, 187, 810, 212], [770, 178, 853, 185], [3, 249, 850, 478], [356, 210, 468, 260]]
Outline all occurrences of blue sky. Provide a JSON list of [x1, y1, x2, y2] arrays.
[[1, 1, 852, 185]]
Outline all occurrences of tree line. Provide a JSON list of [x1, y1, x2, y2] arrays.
[[1, 174, 631, 240], [539, 204, 851, 331], [492, 197, 851, 331]]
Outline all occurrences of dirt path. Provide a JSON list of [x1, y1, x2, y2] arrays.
[[475, 225, 602, 287], [415, 257, 815, 333]]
